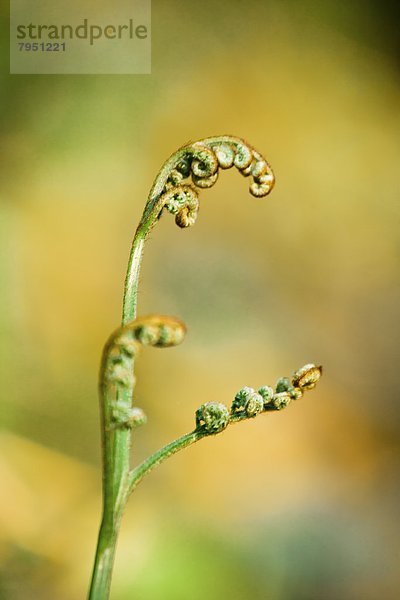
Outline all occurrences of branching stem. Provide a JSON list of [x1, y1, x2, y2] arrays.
[[88, 136, 321, 599], [89, 136, 275, 600], [128, 430, 206, 494]]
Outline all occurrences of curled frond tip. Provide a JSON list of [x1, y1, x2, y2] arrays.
[[195, 363, 322, 435], [102, 315, 186, 393], [140, 135, 275, 233]]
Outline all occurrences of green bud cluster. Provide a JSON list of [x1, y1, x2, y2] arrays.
[[195, 364, 322, 435]]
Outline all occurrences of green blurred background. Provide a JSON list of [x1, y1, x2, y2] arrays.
[[1, 1, 399, 598]]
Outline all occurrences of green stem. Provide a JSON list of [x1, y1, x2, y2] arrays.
[[89, 228, 145, 599], [88, 506, 123, 600], [89, 136, 275, 599], [88, 383, 133, 599], [122, 229, 145, 325], [126, 414, 259, 495], [128, 430, 206, 494]]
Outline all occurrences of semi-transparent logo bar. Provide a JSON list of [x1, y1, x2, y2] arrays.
[[10, 0, 151, 74]]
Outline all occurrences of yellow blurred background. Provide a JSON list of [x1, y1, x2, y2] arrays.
[[1, 1, 399, 598]]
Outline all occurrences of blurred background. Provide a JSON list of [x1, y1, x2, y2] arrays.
[[1, 0, 399, 598]]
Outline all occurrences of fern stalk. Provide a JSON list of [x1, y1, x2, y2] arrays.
[[88, 136, 322, 599]]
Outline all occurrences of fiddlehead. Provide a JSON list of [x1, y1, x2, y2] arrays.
[[231, 387, 265, 418], [100, 315, 186, 431], [139, 135, 275, 234], [195, 402, 230, 434], [124, 136, 275, 323]]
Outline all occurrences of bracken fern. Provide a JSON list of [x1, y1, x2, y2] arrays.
[[88, 136, 322, 599]]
